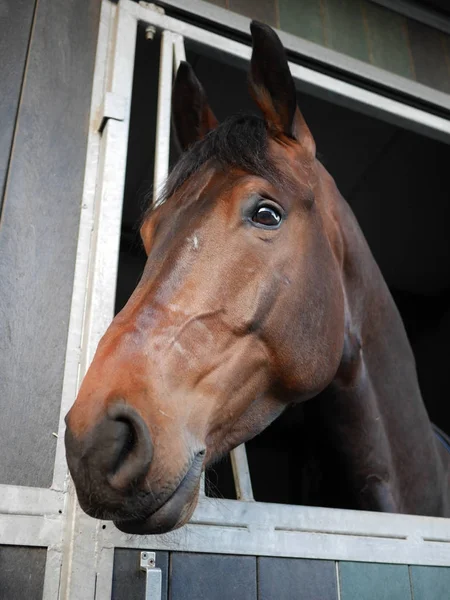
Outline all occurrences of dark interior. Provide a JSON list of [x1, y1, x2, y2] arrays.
[[116, 27, 450, 507]]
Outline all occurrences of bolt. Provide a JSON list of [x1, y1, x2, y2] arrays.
[[146, 26, 157, 40]]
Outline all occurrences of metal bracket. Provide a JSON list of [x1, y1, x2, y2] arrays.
[[140, 2, 165, 39], [139, 1, 165, 13], [96, 92, 127, 132], [141, 0, 164, 38], [140, 551, 162, 600]]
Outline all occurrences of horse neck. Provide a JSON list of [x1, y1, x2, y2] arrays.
[[320, 176, 450, 516]]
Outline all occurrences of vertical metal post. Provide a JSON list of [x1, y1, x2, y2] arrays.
[[153, 30, 174, 205], [230, 444, 254, 501], [140, 552, 162, 600], [58, 4, 138, 598], [199, 469, 206, 496], [172, 32, 186, 68]]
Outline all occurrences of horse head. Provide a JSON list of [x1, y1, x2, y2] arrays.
[[65, 22, 346, 534]]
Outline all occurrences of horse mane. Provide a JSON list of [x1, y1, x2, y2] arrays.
[[150, 114, 281, 210]]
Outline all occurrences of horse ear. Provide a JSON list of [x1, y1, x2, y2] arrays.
[[172, 61, 219, 152], [249, 21, 315, 156]]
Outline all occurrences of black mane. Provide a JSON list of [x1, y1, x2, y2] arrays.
[[153, 114, 279, 208]]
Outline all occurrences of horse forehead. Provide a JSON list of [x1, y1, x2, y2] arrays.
[[268, 138, 315, 186], [157, 169, 267, 222]]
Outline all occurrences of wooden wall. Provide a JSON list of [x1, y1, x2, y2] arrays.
[[205, 0, 450, 94], [0, 0, 101, 487]]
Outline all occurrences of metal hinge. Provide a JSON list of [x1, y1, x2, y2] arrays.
[[96, 92, 127, 132], [140, 551, 162, 599]]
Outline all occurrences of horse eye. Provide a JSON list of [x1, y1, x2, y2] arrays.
[[252, 205, 282, 228]]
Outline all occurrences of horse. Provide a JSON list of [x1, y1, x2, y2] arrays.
[[65, 21, 450, 535]]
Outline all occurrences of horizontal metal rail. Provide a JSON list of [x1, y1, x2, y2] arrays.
[[0, 513, 62, 547], [126, 0, 450, 144], [98, 495, 450, 566], [0, 485, 64, 516], [144, 0, 450, 112]]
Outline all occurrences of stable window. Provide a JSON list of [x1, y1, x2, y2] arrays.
[[4, 1, 449, 597], [98, 0, 450, 566]]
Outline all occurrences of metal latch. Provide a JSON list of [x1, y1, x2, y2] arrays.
[[140, 551, 162, 599]]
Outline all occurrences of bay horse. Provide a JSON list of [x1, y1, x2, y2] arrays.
[[65, 21, 450, 534]]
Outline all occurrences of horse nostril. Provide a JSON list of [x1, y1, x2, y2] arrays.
[[108, 419, 136, 476], [103, 404, 153, 491]]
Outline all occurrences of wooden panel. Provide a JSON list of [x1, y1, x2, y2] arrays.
[[258, 557, 338, 600], [170, 553, 257, 600], [0, 0, 101, 487], [410, 565, 450, 600], [339, 562, 412, 600], [208, 0, 449, 93], [322, 0, 370, 62], [407, 20, 450, 94], [278, 0, 325, 46], [0, 0, 36, 203], [362, 2, 413, 78], [0, 546, 46, 600], [112, 550, 169, 600], [228, 0, 277, 26]]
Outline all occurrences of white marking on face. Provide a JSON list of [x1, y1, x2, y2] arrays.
[[173, 341, 186, 356], [158, 409, 172, 419]]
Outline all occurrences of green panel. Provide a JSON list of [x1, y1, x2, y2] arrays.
[[258, 557, 338, 600], [407, 19, 450, 94], [339, 562, 412, 600], [278, 0, 325, 45], [228, 0, 277, 25], [322, 0, 370, 62], [410, 566, 450, 600], [362, 2, 413, 78]]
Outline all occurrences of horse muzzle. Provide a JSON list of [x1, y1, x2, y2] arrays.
[[64, 402, 205, 534]]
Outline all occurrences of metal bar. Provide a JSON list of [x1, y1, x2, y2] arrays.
[[153, 30, 174, 205], [140, 552, 162, 600], [172, 32, 186, 68], [100, 521, 450, 567], [98, 495, 450, 566], [128, 0, 450, 143], [42, 548, 63, 600], [0, 485, 64, 516], [58, 4, 138, 599], [94, 547, 115, 600], [76, 7, 137, 373], [230, 444, 254, 501], [100, 493, 450, 542], [199, 469, 206, 496], [0, 513, 61, 546], [142, 0, 450, 112]]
